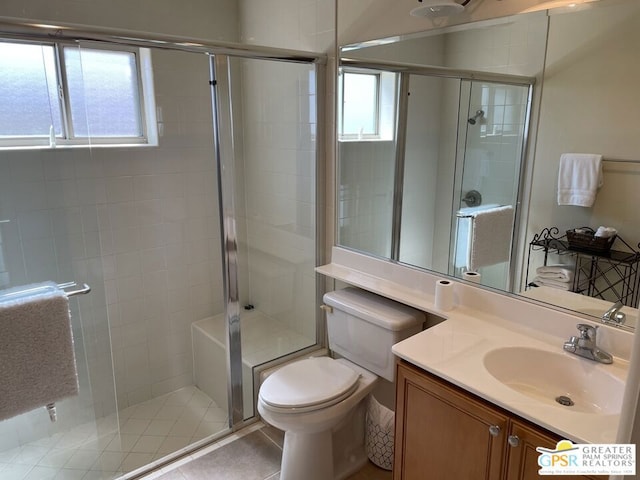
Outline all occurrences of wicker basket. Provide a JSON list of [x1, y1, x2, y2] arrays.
[[566, 228, 616, 254]]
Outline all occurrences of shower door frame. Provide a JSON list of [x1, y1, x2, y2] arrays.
[[0, 13, 327, 450], [210, 53, 327, 426]]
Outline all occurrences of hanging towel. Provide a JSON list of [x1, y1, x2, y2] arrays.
[[557, 153, 603, 207], [0, 282, 78, 421], [454, 204, 500, 269], [468, 206, 514, 271]]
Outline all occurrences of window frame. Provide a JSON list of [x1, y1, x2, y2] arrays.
[[0, 37, 156, 149], [339, 68, 382, 140]]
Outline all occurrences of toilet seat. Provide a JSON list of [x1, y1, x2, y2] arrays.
[[259, 357, 360, 413]]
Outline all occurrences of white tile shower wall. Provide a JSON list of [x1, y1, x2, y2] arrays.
[[338, 141, 395, 259], [238, 58, 318, 341], [236, 0, 333, 343], [0, 0, 239, 452], [0, 49, 225, 421], [105, 49, 224, 408], [461, 83, 529, 208], [0, 151, 118, 451]]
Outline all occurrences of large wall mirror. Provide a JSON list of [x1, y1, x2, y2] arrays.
[[336, 0, 640, 329]]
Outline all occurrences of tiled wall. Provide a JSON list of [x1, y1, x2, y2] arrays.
[[0, 0, 240, 450], [0, 149, 120, 452], [104, 50, 223, 408], [338, 140, 395, 259], [236, 0, 334, 342], [0, 48, 223, 418], [232, 58, 318, 341]]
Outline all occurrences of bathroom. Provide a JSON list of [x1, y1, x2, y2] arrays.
[[0, 0, 640, 480]]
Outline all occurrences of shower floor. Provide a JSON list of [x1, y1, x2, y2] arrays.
[[0, 386, 227, 480]]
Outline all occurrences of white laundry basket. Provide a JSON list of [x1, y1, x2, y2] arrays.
[[365, 395, 395, 470]]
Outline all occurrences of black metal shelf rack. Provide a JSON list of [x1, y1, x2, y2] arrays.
[[526, 227, 640, 307]]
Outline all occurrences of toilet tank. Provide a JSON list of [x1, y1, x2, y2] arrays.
[[323, 287, 425, 382]]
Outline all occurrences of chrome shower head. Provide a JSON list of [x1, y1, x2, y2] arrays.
[[468, 109, 484, 125]]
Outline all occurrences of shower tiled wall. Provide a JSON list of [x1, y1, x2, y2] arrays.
[[104, 49, 224, 408], [0, 48, 223, 415], [0, 1, 241, 454], [338, 141, 395, 259], [236, 0, 334, 342]]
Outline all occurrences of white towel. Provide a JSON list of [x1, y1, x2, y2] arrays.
[[532, 278, 572, 291], [0, 282, 78, 421], [454, 204, 500, 269], [557, 153, 603, 207], [454, 216, 472, 269], [594, 226, 617, 238], [468, 206, 514, 271], [535, 265, 574, 283]]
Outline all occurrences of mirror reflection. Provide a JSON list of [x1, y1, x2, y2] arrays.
[[337, 0, 640, 327]]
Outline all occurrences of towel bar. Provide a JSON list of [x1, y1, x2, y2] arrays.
[[456, 204, 508, 219], [57, 282, 91, 297], [0, 281, 91, 300]]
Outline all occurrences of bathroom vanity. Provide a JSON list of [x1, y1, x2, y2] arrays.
[[317, 247, 633, 480], [394, 360, 606, 480]]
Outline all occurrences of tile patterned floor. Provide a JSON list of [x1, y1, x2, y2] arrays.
[[0, 386, 227, 480], [148, 424, 392, 480]]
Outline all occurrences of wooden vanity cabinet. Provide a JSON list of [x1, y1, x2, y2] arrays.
[[505, 420, 606, 480], [394, 361, 606, 480]]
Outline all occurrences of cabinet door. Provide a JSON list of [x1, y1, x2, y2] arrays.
[[394, 362, 509, 480], [505, 419, 607, 480]]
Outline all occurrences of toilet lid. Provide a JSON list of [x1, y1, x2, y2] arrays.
[[260, 357, 360, 410]]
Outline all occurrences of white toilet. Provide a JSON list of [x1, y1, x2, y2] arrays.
[[258, 287, 425, 480]]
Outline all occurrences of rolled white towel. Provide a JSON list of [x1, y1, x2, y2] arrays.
[[594, 226, 617, 238]]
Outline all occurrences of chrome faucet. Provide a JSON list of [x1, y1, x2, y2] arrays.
[[602, 301, 626, 325], [563, 324, 613, 364]]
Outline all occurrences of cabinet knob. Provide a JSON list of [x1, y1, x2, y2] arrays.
[[488, 425, 501, 437], [508, 435, 520, 447]]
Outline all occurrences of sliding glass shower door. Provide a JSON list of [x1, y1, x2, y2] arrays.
[[211, 54, 320, 423]]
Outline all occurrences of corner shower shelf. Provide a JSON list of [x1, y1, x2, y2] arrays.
[[526, 227, 640, 307]]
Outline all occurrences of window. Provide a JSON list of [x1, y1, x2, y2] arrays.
[[338, 68, 396, 141], [341, 71, 380, 137], [0, 39, 157, 148]]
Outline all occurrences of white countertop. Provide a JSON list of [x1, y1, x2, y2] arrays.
[[392, 312, 628, 444]]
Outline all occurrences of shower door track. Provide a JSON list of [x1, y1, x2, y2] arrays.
[[0, 17, 326, 65]]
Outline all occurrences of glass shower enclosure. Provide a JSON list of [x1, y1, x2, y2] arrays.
[[0, 20, 323, 480], [337, 59, 533, 291]]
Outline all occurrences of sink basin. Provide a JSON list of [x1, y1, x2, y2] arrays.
[[483, 347, 624, 414]]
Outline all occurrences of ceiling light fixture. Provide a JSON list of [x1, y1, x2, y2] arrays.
[[410, 0, 470, 18]]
